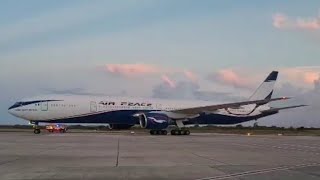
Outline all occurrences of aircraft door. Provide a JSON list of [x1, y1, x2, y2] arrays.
[[41, 101, 48, 111], [90, 101, 97, 112]]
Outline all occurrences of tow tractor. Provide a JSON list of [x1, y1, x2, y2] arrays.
[[45, 124, 67, 133]]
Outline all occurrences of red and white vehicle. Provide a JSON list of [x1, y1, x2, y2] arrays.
[[45, 124, 67, 133]]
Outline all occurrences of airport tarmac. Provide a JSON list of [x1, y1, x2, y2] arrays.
[[0, 132, 319, 180]]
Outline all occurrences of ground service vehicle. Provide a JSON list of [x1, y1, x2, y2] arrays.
[[45, 124, 67, 133]]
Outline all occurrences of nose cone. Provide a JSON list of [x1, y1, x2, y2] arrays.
[[8, 107, 21, 118], [8, 107, 14, 115], [8, 104, 18, 116]]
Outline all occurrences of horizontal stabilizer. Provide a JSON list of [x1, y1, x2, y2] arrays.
[[261, 105, 308, 114]]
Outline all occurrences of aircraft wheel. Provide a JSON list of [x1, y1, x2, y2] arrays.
[[161, 130, 167, 135], [150, 130, 155, 135], [34, 129, 41, 134], [171, 130, 180, 135], [170, 130, 175, 135], [182, 130, 186, 135], [185, 130, 190, 135], [170, 129, 190, 135], [176, 130, 180, 135]]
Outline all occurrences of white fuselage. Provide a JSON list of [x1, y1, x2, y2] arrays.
[[8, 94, 271, 124]]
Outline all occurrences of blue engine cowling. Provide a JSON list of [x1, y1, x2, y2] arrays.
[[139, 113, 169, 130]]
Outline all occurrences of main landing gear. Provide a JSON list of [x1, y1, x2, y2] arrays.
[[149, 129, 190, 135], [150, 130, 167, 135], [171, 120, 190, 135], [31, 122, 41, 134], [170, 129, 190, 135]]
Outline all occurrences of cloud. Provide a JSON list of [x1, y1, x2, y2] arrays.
[[105, 63, 162, 77], [272, 13, 289, 29], [161, 75, 176, 88], [314, 77, 320, 92], [204, 66, 320, 90], [296, 18, 320, 30], [152, 70, 244, 101], [207, 69, 255, 89], [152, 77, 244, 102], [104, 63, 200, 82], [183, 70, 198, 84], [281, 66, 320, 85], [272, 10, 320, 31]]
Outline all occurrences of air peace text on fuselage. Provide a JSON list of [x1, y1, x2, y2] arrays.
[[99, 101, 152, 107]]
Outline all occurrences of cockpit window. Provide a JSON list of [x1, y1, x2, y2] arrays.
[[14, 102, 23, 106], [8, 102, 24, 110], [9, 100, 63, 110], [9, 101, 32, 109]]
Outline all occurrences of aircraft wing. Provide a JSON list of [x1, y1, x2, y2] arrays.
[[171, 97, 290, 115], [260, 105, 308, 114]]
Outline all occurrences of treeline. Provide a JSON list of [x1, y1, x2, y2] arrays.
[[0, 124, 319, 131], [0, 124, 111, 130], [189, 124, 319, 131]]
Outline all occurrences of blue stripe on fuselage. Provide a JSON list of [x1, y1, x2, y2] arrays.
[[39, 110, 278, 125], [39, 110, 152, 125]]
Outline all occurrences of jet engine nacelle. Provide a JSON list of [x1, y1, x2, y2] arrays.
[[139, 113, 169, 130]]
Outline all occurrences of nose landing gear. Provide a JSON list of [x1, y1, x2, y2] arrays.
[[34, 128, 41, 134], [31, 121, 41, 134]]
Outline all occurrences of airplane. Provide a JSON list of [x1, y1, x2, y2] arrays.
[[8, 71, 306, 135]]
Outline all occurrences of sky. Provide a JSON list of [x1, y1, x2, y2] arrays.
[[1, 0, 320, 127]]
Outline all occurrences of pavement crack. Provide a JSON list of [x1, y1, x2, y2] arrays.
[[115, 137, 120, 167], [0, 144, 65, 167], [0, 158, 21, 166], [195, 163, 320, 180], [190, 152, 230, 166]]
